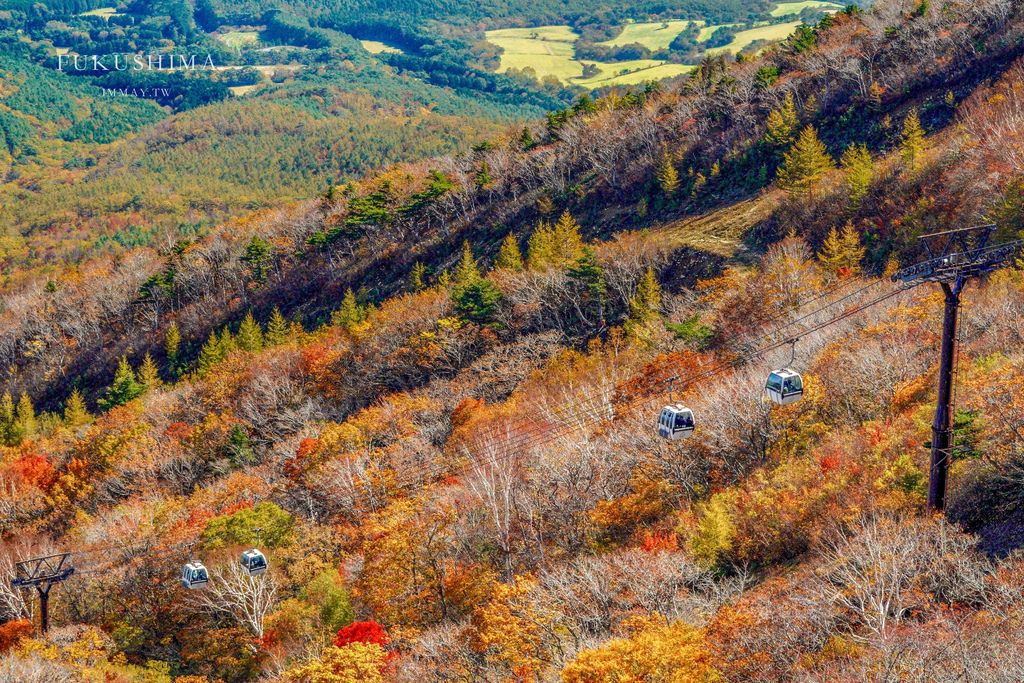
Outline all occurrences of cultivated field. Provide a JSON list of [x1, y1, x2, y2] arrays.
[[599, 20, 699, 50], [486, 25, 584, 82], [770, 0, 842, 17], [79, 7, 123, 19], [360, 39, 403, 54], [706, 20, 804, 55], [218, 31, 261, 48]]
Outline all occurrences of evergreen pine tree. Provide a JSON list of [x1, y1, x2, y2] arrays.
[[63, 388, 90, 428], [409, 261, 428, 292], [764, 92, 799, 148], [552, 211, 584, 266], [454, 279, 503, 326], [138, 353, 161, 389], [265, 307, 288, 346], [691, 171, 707, 198], [900, 109, 926, 171], [495, 234, 524, 272], [0, 392, 13, 445], [226, 424, 256, 467], [629, 267, 662, 325], [12, 393, 37, 443], [218, 327, 236, 360], [656, 146, 680, 197], [165, 321, 181, 375], [242, 235, 273, 283], [237, 311, 264, 353], [100, 357, 145, 409], [475, 161, 494, 190], [568, 247, 607, 324], [527, 221, 557, 270], [196, 331, 223, 377], [334, 289, 367, 330], [840, 143, 874, 207], [454, 241, 481, 288], [817, 221, 865, 278], [519, 126, 534, 150], [777, 125, 835, 195]]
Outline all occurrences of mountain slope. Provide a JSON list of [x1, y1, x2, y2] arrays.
[[1, 1, 1024, 681]]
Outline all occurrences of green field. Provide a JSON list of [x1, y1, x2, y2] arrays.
[[706, 20, 803, 55], [218, 30, 261, 48], [486, 25, 584, 82], [574, 60, 693, 87], [79, 7, 123, 19], [770, 0, 842, 17], [697, 22, 743, 41], [488, 18, 806, 88], [599, 20, 700, 50], [360, 39, 404, 55]]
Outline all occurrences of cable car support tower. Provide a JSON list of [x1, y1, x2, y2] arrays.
[[10, 552, 74, 634], [892, 225, 1021, 512]]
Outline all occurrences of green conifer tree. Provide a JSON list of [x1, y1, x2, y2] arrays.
[[527, 221, 557, 270], [552, 211, 585, 266], [0, 392, 13, 445], [764, 92, 799, 148], [12, 393, 37, 443], [409, 261, 428, 292], [265, 307, 288, 346], [568, 247, 607, 324], [100, 357, 145, 410], [63, 388, 90, 428], [218, 327, 236, 359], [656, 146, 680, 197], [628, 267, 662, 325], [138, 353, 161, 389], [165, 321, 181, 375], [495, 234, 524, 272], [818, 221, 865, 278], [840, 143, 874, 207], [196, 331, 223, 377], [454, 241, 481, 288], [777, 125, 835, 195], [900, 109, 926, 172], [237, 311, 264, 353]]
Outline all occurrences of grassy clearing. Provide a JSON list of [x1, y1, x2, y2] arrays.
[[218, 31, 260, 48], [706, 21, 803, 55], [574, 60, 694, 87], [360, 39, 403, 54], [659, 192, 779, 257], [229, 85, 261, 97], [770, 1, 842, 17], [697, 23, 743, 41], [79, 7, 123, 19], [599, 20, 700, 50], [486, 25, 582, 82]]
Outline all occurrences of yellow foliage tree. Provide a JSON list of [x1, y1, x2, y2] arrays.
[[472, 575, 554, 679], [284, 643, 389, 683], [562, 618, 720, 683]]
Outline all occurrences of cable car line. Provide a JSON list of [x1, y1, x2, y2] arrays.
[[21, 240, 1014, 591]]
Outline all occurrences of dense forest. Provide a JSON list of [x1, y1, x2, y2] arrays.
[[1, 0, 1024, 681]]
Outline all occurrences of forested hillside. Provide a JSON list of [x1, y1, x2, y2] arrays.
[[2, 0, 1024, 681]]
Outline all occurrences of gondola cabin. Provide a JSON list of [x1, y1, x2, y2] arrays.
[[181, 561, 209, 589], [765, 369, 804, 405], [658, 404, 695, 440], [240, 549, 268, 576]]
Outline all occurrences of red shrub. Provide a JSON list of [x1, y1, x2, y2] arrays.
[[334, 620, 390, 649]]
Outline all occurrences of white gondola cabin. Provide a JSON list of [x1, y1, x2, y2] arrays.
[[240, 549, 268, 576], [658, 404, 695, 440], [765, 369, 804, 405], [181, 561, 209, 589]]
